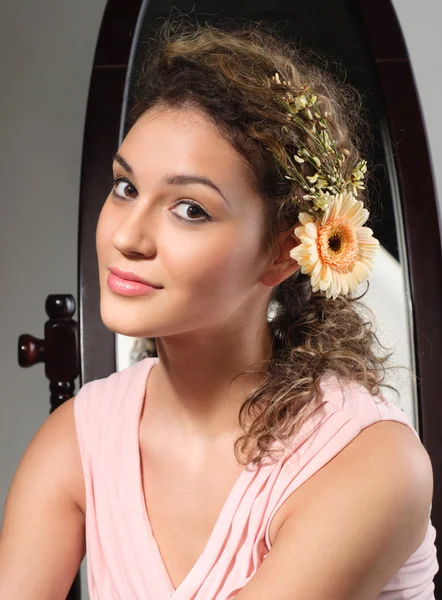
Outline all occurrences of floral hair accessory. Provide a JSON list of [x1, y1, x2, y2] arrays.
[[268, 71, 379, 299]]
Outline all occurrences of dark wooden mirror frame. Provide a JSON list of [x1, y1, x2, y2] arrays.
[[78, 0, 442, 593]]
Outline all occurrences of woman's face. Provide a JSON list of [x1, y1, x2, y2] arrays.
[[96, 105, 287, 340]]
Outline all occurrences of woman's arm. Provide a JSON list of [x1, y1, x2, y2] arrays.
[[0, 397, 86, 600], [235, 420, 434, 600]]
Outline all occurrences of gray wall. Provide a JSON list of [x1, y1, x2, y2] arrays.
[[0, 1, 107, 597], [0, 1, 440, 598]]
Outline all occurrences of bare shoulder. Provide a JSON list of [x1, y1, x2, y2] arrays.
[[313, 419, 432, 502], [3, 395, 86, 516], [235, 421, 434, 600], [312, 419, 433, 488], [11, 396, 86, 514], [279, 420, 433, 541], [0, 397, 86, 599], [47, 396, 86, 514]]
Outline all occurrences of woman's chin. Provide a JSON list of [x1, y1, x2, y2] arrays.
[[99, 306, 154, 338]]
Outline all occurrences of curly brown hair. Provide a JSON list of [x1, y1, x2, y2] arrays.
[[126, 15, 405, 467]]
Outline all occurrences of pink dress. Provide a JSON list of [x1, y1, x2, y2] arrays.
[[74, 356, 439, 599]]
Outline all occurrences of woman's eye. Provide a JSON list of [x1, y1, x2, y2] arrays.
[[112, 176, 137, 200], [111, 177, 212, 225], [171, 200, 212, 224]]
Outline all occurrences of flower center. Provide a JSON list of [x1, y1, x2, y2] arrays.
[[318, 216, 358, 272], [328, 234, 342, 253]]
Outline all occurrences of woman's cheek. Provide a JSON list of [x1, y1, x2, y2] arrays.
[[96, 200, 118, 257]]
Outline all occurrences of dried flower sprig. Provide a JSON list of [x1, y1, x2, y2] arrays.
[[267, 72, 379, 299], [269, 71, 367, 215]]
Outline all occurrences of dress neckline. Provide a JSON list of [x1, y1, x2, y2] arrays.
[[132, 356, 254, 600]]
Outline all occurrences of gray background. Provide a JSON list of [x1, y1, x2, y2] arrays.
[[0, 2, 441, 598]]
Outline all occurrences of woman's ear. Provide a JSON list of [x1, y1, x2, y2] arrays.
[[260, 223, 302, 287]]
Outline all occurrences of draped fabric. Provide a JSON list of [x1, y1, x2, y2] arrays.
[[74, 356, 438, 599]]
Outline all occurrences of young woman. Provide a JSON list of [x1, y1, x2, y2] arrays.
[[0, 17, 438, 600]]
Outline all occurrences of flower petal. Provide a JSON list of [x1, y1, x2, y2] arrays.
[[346, 271, 359, 292], [311, 259, 323, 287], [319, 264, 332, 290], [302, 261, 316, 275], [294, 224, 305, 237], [304, 222, 318, 238], [352, 260, 371, 282], [298, 212, 313, 226]]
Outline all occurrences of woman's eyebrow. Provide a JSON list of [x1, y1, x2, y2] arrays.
[[113, 152, 230, 207], [113, 153, 133, 175], [165, 173, 230, 206]]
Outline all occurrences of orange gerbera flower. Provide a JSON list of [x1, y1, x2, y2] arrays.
[[289, 191, 379, 299]]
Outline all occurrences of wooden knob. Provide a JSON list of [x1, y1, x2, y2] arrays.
[[18, 334, 45, 367]]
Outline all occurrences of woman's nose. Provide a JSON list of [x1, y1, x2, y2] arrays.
[[112, 202, 156, 256]]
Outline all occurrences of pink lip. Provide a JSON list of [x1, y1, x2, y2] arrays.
[[108, 266, 161, 287], [107, 266, 162, 297]]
